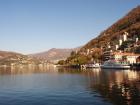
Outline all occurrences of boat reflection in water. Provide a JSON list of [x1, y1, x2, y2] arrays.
[[58, 67, 140, 105], [0, 66, 140, 105], [87, 69, 140, 105]]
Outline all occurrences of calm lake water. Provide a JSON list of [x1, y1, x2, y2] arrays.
[[0, 66, 140, 105]]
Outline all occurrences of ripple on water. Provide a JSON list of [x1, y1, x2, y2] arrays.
[[1, 68, 140, 105]]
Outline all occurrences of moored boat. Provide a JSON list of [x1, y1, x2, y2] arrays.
[[86, 63, 100, 68], [101, 60, 130, 69]]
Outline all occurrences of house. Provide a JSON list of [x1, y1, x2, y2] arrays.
[[123, 32, 128, 41], [119, 39, 123, 46], [118, 32, 129, 46], [112, 52, 140, 64], [115, 45, 119, 50]]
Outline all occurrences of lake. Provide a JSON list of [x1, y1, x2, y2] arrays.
[[0, 66, 140, 105]]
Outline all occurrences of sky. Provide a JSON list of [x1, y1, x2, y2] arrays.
[[0, 0, 140, 54]]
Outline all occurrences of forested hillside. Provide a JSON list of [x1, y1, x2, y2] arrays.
[[65, 6, 140, 65]]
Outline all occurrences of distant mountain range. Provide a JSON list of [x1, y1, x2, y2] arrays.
[[0, 51, 22, 59], [29, 47, 81, 62], [0, 51, 25, 65], [0, 47, 81, 64]]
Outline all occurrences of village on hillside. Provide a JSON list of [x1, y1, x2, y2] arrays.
[[59, 31, 140, 70], [77, 31, 140, 69]]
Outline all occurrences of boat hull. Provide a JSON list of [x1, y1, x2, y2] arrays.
[[86, 63, 100, 68], [101, 65, 130, 69], [86, 66, 100, 68]]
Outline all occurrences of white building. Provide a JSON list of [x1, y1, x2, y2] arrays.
[[108, 45, 111, 48], [123, 32, 128, 41], [119, 32, 129, 46], [119, 39, 123, 46], [87, 49, 90, 55], [112, 52, 140, 64], [136, 37, 139, 43], [115, 45, 119, 50], [126, 55, 138, 64]]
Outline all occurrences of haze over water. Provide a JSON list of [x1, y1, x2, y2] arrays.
[[0, 67, 140, 105]]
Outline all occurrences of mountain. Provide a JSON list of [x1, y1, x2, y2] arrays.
[[66, 5, 140, 65], [29, 47, 81, 62], [0, 51, 38, 65], [0, 51, 22, 59], [0, 51, 24, 65]]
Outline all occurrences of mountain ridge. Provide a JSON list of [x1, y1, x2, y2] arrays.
[[29, 47, 81, 62]]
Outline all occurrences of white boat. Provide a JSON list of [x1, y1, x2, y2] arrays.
[[101, 60, 130, 69], [86, 63, 100, 68]]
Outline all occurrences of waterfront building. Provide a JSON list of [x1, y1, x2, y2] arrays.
[[112, 52, 140, 64]]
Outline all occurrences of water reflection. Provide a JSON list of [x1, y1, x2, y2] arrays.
[[57, 68, 140, 105], [87, 69, 140, 105], [0, 65, 57, 75], [0, 66, 140, 105]]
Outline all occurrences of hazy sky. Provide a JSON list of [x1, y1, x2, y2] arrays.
[[0, 0, 139, 54]]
